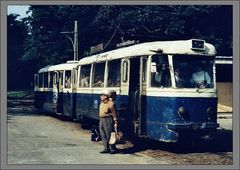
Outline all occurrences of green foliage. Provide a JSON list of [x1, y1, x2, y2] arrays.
[[8, 5, 232, 89], [7, 90, 33, 99], [7, 14, 29, 90]]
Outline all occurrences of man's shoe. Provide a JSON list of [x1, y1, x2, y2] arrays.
[[110, 150, 117, 154], [100, 149, 109, 154]]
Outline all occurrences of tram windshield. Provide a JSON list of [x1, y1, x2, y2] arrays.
[[172, 55, 214, 88]]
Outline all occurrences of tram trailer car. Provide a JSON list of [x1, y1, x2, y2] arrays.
[[34, 39, 219, 143], [34, 61, 79, 119]]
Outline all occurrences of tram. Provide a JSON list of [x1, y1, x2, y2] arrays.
[[34, 39, 219, 142], [34, 61, 78, 119]]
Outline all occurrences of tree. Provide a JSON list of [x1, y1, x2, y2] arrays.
[[7, 14, 28, 90], [9, 5, 232, 89]]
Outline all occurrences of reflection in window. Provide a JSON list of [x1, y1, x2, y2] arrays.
[[151, 55, 171, 87], [107, 60, 120, 87], [79, 65, 91, 87], [93, 63, 105, 87], [173, 55, 214, 88], [64, 70, 71, 88]]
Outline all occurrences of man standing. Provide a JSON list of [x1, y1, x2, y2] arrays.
[[99, 89, 118, 154]]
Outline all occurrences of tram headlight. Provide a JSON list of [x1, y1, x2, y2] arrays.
[[207, 107, 213, 121], [178, 106, 185, 114], [178, 106, 189, 121]]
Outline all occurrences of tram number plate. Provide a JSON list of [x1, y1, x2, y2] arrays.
[[192, 124, 201, 130]]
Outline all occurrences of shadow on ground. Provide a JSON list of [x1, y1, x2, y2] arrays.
[[115, 128, 232, 154], [74, 119, 233, 155]]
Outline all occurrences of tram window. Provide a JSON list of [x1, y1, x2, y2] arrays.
[[93, 63, 105, 87], [122, 60, 128, 82], [151, 55, 172, 87], [107, 60, 120, 87], [64, 70, 71, 88], [79, 65, 91, 87], [49, 71, 53, 88], [39, 73, 43, 88], [173, 55, 214, 88], [43, 72, 48, 88], [59, 72, 63, 86]]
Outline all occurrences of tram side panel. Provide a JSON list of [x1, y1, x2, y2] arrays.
[[76, 89, 96, 119], [75, 90, 124, 122], [35, 90, 54, 113]]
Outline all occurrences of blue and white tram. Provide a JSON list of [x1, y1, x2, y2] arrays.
[[34, 61, 78, 119], [34, 39, 219, 143], [75, 39, 219, 142]]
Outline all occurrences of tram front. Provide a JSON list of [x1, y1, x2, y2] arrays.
[[146, 39, 219, 142]]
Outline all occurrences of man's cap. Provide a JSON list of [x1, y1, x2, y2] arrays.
[[100, 89, 117, 99], [101, 89, 111, 97]]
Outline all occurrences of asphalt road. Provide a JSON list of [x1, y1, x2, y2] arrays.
[[7, 104, 171, 164], [7, 99, 233, 165]]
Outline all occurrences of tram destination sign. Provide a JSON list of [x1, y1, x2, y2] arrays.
[[191, 39, 205, 51], [90, 43, 103, 54]]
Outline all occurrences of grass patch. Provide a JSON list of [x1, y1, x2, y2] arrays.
[[7, 90, 34, 99]]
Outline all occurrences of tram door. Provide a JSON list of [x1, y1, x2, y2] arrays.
[[62, 69, 76, 120], [52, 71, 58, 113], [128, 57, 147, 135], [53, 71, 63, 114]]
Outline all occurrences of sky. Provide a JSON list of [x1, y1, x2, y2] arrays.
[[8, 5, 32, 20]]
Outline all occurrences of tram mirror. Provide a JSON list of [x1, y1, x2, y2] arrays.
[[151, 62, 157, 73]]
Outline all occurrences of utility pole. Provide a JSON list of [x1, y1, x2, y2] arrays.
[[60, 21, 78, 61], [74, 21, 78, 61]]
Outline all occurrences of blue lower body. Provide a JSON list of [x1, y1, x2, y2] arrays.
[[145, 96, 219, 142], [35, 91, 219, 142], [34, 91, 75, 118], [34, 91, 54, 113]]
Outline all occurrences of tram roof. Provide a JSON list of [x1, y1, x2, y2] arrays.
[[38, 61, 78, 73], [78, 39, 216, 65]]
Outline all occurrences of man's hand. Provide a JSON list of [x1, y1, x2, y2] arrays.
[[114, 121, 118, 129]]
